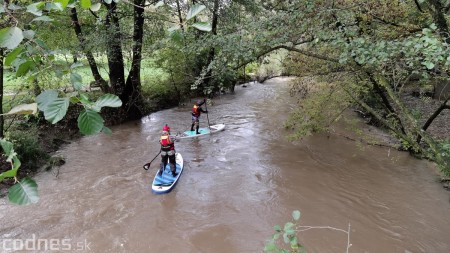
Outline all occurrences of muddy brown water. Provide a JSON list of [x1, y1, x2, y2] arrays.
[[1, 77, 449, 253]]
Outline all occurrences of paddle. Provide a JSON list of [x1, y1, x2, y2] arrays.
[[143, 150, 161, 170], [204, 98, 211, 129]]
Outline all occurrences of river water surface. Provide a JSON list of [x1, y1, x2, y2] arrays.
[[1, 77, 449, 253]]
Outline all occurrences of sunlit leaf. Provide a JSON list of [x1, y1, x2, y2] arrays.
[[77, 109, 104, 135], [55, 0, 69, 9], [186, 4, 205, 21], [0, 4, 4, 13], [90, 2, 101, 11], [0, 169, 18, 182], [169, 30, 183, 44], [44, 98, 70, 124], [155, 1, 164, 8], [70, 62, 83, 69], [191, 22, 212, 32], [8, 177, 39, 205], [80, 0, 91, 9], [2, 103, 38, 116], [37, 90, 59, 111], [284, 222, 295, 231], [104, 0, 112, 4], [292, 210, 301, 221], [0, 27, 24, 50], [273, 225, 282, 232], [26, 2, 42, 16]]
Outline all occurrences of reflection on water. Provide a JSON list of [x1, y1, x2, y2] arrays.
[[0, 78, 449, 253]]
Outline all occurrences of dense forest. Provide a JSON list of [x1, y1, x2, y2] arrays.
[[1, 0, 449, 209]]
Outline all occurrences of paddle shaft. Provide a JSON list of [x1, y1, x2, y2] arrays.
[[204, 99, 211, 129], [143, 150, 161, 170]]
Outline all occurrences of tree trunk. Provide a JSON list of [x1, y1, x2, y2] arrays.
[[203, 0, 220, 91], [428, 0, 450, 44], [122, 0, 145, 120], [0, 48, 4, 138], [417, 97, 450, 144], [104, 1, 125, 95], [69, 7, 108, 92]]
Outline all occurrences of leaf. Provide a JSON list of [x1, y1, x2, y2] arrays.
[[55, 0, 69, 8], [90, 2, 101, 11], [70, 72, 83, 91], [104, 0, 112, 4], [36, 90, 59, 111], [0, 4, 4, 13], [102, 126, 112, 135], [155, 1, 164, 8], [77, 109, 105, 135], [273, 225, 282, 232], [169, 30, 184, 44], [0, 139, 14, 157], [32, 16, 54, 22], [191, 22, 212, 32], [80, 0, 91, 9], [8, 177, 39, 205], [26, 3, 43, 16], [423, 61, 435, 69], [0, 27, 24, 50], [94, 94, 122, 108], [0, 169, 18, 182], [2, 103, 38, 116], [23, 30, 36, 40], [186, 4, 206, 21], [70, 62, 83, 69], [292, 210, 301, 221], [44, 98, 70, 124], [290, 237, 299, 249], [284, 222, 295, 231], [263, 243, 277, 252], [5, 47, 22, 66], [16, 60, 35, 77]]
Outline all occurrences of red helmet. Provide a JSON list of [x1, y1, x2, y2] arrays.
[[162, 124, 170, 132]]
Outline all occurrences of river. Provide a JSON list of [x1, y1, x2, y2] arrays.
[[1, 77, 449, 253]]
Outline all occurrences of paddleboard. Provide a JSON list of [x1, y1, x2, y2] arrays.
[[178, 123, 225, 139], [151, 153, 184, 194]]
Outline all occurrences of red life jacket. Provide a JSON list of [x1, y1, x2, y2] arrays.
[[192, 105, 200, 117], [160, 135, 174, 151]]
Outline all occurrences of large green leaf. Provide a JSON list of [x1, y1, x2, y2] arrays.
[[5, 47, 22, 66], [2, 103, 37, 115], [77, 109, 104, 135], [23, 30, 36, 40], [80, 0, 91, 9], [36, 90, 59, 111], [94, 94, 122, 109], [186, 4, 205, 21], [0, 27, 24, 50], [70, 72, 83, 91], [44, 98, 70, 124], [191, 22, 212, 32], [8, 177, 39, 205]]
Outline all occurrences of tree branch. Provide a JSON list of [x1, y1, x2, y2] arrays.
[[417, 97, 450, 144]]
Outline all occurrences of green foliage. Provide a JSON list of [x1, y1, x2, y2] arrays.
[[7, 126, 49, 170], [8, 177, 39, 205], [264, 210, 306, 253], [0, 139, 39, 205]]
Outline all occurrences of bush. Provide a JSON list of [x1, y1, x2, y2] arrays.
[[7, 126, 49, 172]]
